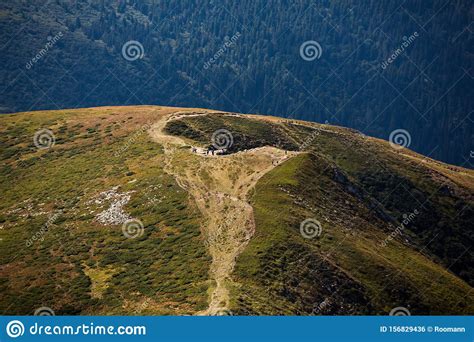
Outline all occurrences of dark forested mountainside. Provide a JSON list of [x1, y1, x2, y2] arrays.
[[0, 0, 472, 166]]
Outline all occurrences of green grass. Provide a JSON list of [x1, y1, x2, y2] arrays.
[[305, 129, 474, 285], [1, 107, 473, 316], [163, 112, 473, 315], [231, 153, 473, 315], [0, 108, 211, 315]]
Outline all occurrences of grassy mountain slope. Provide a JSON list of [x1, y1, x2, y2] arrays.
[[163, 111, 474, 315], [232, 153, 472, 314], [0, 106, 472, 315], [0, 106, 211, 315]]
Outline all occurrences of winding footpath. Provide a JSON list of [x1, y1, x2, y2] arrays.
[[149, 111, 297, 315]]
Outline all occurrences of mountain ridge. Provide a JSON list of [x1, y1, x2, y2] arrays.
[[0, 105, 472, 315]]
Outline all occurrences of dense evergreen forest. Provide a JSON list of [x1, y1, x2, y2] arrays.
[[0, 0, 472, 166]]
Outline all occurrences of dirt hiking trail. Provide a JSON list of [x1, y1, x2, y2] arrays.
[[149, 110, 297, 315]]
